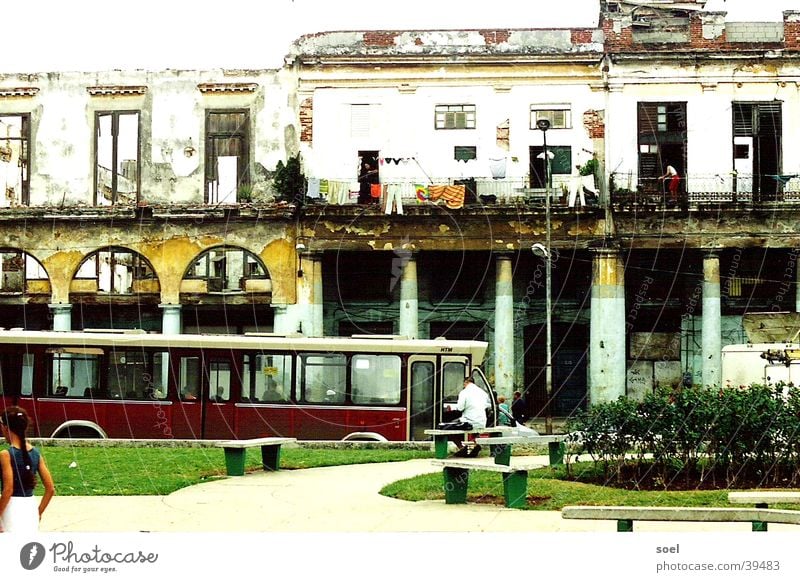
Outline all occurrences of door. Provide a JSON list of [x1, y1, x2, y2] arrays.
[[440, 356, 470, 424], [408, 356, 436, 440], [202, 355, 236, 439]]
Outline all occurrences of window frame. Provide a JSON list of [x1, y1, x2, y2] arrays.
[[530, 105, 572, 130], [94, 110, 141, 205], [205, 109, 251, 204], [0, 113, 31, 205], [434, 104, 476, 130]]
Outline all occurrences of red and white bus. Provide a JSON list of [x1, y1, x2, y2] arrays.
[[0, 329, 495, 441]]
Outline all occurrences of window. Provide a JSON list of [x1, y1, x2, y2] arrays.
[[350, 104, 372, 138], [454, 146, 477, 161], [208, 360, 231, 402], [75, 248, 156, 295], [108, 350, 167, 400], [300, 353, 346, 404], [637, 102, 687, 184], [243, 353, 292, 402], [95, 111, 140, 205], [187, 246, 268, 293], [435, 105, 476, 130], [48, 348, 101, 398], [0, 114, 30, 205], [351, 355, 401, 405], [530, 106, 572, 130], [179, 357, 200, 401], [442, 361, 467, 402], [206, 110, 250, 203], [529, 145, 572, 189]]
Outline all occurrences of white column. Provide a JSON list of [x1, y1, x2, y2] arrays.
[[49, 304, 72, 331], [286, 252, 323, 337], [159, 304, 182, 335], [702, 251, 722, 388], [399, 255, 419, 339], [589, 249, 626, 403], [494, 254, 515, 396]]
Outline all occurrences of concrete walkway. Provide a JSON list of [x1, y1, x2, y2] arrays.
[[41, 455, 800, 533]]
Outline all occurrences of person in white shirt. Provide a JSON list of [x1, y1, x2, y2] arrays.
[[446, 377, 490, 457]]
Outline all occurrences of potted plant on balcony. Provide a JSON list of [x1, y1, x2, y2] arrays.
[[272, 155, 306, 204]]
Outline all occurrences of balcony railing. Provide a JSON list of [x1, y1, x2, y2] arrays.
[[610, 172, 800, 209]]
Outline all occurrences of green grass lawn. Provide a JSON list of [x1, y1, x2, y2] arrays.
[[380, 464, 771, 510], [36, 446, 433, 496]]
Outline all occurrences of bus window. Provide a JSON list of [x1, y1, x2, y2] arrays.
[[243, 353, 291, 402], [300, 353, 346, 404], [410, 361, 435, 440], [179, 357, 200, 401], [209, 360, 231, 402], [109, 350, 150, 399], [351, 354, 401, 405], [50, 352, 99, 398], [442, 361, 467, 402]]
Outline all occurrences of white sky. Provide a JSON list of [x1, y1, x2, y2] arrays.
[[4, 0, 800, 73]]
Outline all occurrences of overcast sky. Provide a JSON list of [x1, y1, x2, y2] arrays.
[[4, 0, 800, 73]]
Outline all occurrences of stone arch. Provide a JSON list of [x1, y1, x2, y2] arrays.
[[180, 244, 271, 296], [70, 246, 161, 298]]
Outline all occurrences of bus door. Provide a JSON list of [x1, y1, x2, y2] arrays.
[[408, 355, 436, 440], [202, 354, 236, 439], [439, 356, 472, 425], [470, 366, 498, 426], [0, 350, 31, 412]]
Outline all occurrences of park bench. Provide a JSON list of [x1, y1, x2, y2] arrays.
[[424, 427, 515, 459], [561, 505, 800, 532], [431, 458, 544, 509], [215, 437, 297, 476], [728, 491, 800, 530], [475, 434, 572, 466]]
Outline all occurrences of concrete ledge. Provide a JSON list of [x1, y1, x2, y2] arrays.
[[30, 438, 432, 450], [562, 505, 800, 525], [432, 459, 544, 472], [729, 492, 800, 505]]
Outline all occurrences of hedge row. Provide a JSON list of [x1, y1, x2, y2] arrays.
[[564, 384, 800, 488]]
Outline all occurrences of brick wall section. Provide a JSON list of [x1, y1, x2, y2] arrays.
[[786, 11, 800, 50], [601, 15, 634, 51], [583, 110, 605, 139], [299, 97, 313, 143], [363, 31, 396, 47], [571, 29, 594, 45], [479, 30, 510, 45], [690, 13, 727, 49]]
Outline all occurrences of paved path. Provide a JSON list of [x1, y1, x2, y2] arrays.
[[41, 456, 800, 533]]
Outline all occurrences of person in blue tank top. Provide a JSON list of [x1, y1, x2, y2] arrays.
[[0, 406, 55, 532]]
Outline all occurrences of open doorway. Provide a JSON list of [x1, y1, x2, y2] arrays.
[[357, 150, 379, 204]]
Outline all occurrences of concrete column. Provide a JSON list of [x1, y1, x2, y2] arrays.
[[494, 254, 515, 396], [399, 255, 419, 339], [589, 250, 626, 403], [289, 252, 323, 337], [159, 304, 182, 335], [272, 305, 300, 335], [702, 251, 722, 387], [49, 304, 72, 331]]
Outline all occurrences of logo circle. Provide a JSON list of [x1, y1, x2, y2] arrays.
[[19, 542, 46, 570]]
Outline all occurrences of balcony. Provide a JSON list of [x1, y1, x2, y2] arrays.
[[610, 172, 800, 211]]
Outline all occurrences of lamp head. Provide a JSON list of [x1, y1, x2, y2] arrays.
[[531, 243, 549, 258], [536, 119, 551, 132]]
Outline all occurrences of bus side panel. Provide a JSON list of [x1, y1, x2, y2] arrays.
[[26, 398, 172, 438], [293, 406, 406, 440], [169, 400, 203, 439], [234, 404, 295, 439]]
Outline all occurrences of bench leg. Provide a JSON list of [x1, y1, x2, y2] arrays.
[[443, 467, 469, 504], [753, 503, 768, 531], [492, 444, 511, 465], [223, 448, 246, 476], [548, 441, 565, 467], [617, 519, 633, 532], [433, 436, 449, 459], [502, 470, 528, 509], [261, 444, 282, 471]]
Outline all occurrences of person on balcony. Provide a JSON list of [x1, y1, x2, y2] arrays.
[[358, 161, 378, 204], [659, 164, 680, 206]]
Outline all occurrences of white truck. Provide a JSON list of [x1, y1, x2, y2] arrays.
[[721, 343, 800, 388]]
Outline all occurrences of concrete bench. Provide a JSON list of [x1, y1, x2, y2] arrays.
[[424, 427, 514, 459], [475, 434, 571, 466], [561, 505, 800, 532], [728, 492, 800, 530], [432, 458, 544, 509], [215, 437, 297, 476]]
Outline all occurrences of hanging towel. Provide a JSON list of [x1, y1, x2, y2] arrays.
[[415, 184, 430, 202]]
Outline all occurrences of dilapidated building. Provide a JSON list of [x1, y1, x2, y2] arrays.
[[1, 1, 799, 419]]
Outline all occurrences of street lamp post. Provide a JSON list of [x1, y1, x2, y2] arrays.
[[535, 118, 553, 435]]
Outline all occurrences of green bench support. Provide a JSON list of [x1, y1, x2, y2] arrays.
[[215, 437, 297, 476], [432, 459, 544, 509]]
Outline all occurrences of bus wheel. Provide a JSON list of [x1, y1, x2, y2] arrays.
[[56, 426, 103, 439]]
